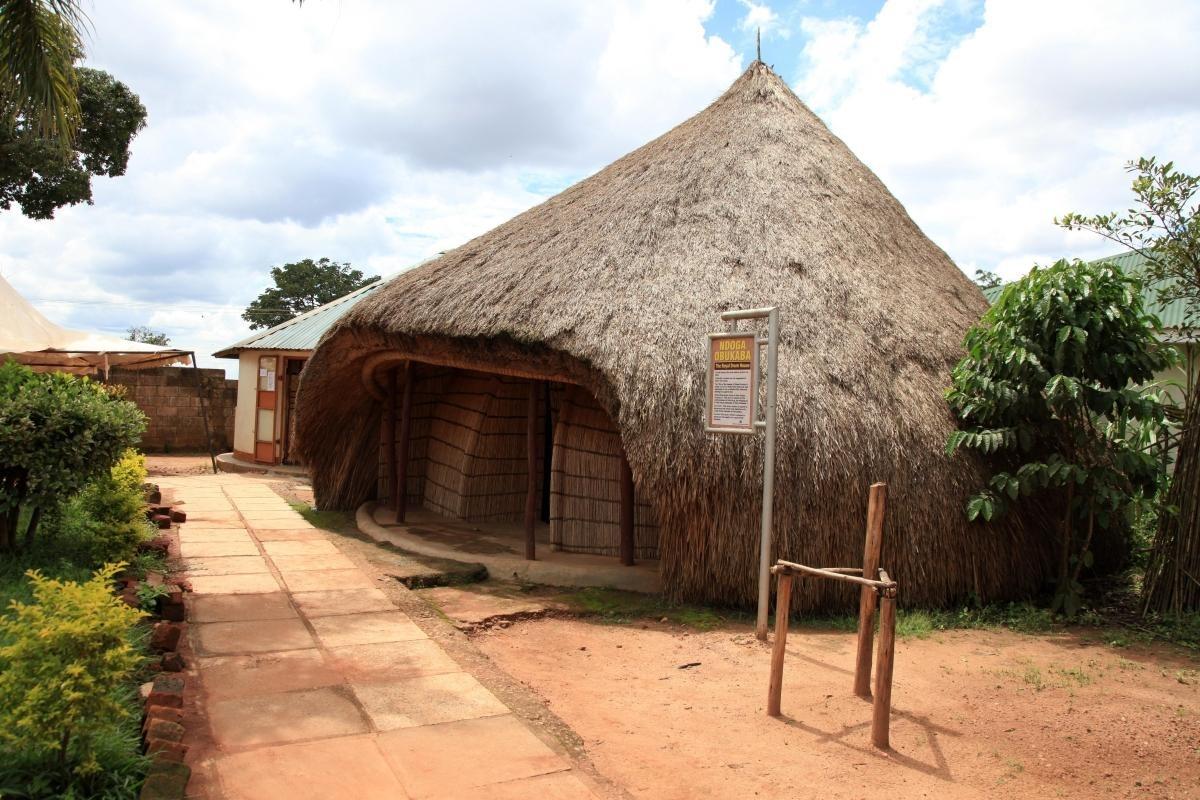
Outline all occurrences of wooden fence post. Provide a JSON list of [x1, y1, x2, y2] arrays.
[[385, 368, 398, 511], [854, 483, 887, 698], [767, 571, 793, 717], [871, 588, 897, 749], [619, 451, 635, 566], [395, 361, 415, 522], [524, 380, 538, 561]]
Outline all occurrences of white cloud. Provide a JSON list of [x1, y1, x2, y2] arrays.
[[792, 0, 1200, 282], [737, 0, 780, 34], [0, 0, 742, 372]]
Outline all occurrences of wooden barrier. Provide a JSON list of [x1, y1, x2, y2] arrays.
[[766, 483, 898, 750]]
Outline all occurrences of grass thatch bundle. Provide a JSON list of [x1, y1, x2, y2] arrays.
[[297, 62, 1056, 609]]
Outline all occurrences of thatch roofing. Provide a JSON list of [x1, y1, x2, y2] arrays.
[[297, 62, 1054, 608]]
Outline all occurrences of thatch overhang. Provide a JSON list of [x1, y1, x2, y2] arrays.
[[297, 62, 1055, 608]]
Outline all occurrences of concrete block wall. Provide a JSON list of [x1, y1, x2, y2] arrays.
[[108, 367, 237, 453]]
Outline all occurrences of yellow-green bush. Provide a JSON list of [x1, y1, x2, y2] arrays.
[[41, 450, 154, 567], [0, 564, 145, 775]]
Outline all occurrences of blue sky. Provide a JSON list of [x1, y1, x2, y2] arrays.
[[1, 0, 1197, 373]]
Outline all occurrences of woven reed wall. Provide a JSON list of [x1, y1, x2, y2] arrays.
[[379, 367, 565, 523], [550, 386, 660, 558]]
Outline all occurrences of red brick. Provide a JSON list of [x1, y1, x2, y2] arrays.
[[150, 622, 182, 653], [146, 739, 188, 763], [148, 675, 185, 709]]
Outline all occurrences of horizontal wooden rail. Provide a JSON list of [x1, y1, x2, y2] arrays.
[[772, 560, 896, 592]]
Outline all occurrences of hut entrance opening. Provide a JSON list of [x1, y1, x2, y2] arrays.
[[375, 362, 659, 564]]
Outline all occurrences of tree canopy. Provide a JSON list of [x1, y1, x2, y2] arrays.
[[242, 258, 380, 330], [125, 325, 169, 346], [0, 67, 146, 219]]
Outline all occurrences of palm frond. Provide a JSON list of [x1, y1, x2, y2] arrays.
[[0, 0, 90, 142]]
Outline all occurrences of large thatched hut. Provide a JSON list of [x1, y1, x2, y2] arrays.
[[297, 62, 1054, 609]]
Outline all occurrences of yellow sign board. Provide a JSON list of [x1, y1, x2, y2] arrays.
[[706, 332, 758, 433]]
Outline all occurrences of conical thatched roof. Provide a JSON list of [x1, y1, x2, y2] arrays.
[[297, 62, 1054, 608]]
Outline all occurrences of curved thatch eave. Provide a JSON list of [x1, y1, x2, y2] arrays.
[[297, 62, 1056, 608]]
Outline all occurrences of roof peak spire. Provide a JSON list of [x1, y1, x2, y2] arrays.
[[756, 27, 761, 63]]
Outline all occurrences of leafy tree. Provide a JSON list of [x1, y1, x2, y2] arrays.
[[242, 258, 379, 330], [0, 67, 146, 219], [946, 259, 1174, 615], [973, 269, 1003, 290], [1058, 158, 1200, 614], [0, 360, 145, 552], [0, 0, 88, 142], [125, 325, 169, 346]]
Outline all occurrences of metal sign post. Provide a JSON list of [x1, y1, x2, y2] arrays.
[[705, 307, 779, 640]]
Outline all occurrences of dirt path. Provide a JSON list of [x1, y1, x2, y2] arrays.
[[474, 616, 1200, 800], [160, 473, 604, 799]]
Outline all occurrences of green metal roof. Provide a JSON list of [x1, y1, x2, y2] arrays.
[[981, 252, 1196, 342], [213, 279, 386, 358]]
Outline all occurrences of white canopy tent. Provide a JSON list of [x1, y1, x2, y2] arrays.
[[0, 273, 216, 471], [0, 273, 190, 375]]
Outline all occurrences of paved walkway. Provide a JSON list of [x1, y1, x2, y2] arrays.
[[160, 473, 596, 800]]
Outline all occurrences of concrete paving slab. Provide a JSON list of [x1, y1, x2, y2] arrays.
[[262, 539, 337, 556], [376, 715, 568, 797], [185, 510, 245, 523], [327, 640, 460, 683], [188, 592, 297, 623], [182, 555, 270, 576], [310, 611, 426, 648], [254, 528, 327, 541], [179, 540, 258, 558], [215, 736, 407, 800], [193, 618, 316, 656], [207, 686, 370, 747], [353, 672, 508, 731], [291, 588, 395, 618], [188, 573, 281, 595], [270, 553, 357, 572], [280, 569, 378, 593], [197, 649, 341, 699], [178, 529, 254, 543], [177, 518, 243, 528], [434, 772, 596, 800], [252, 519, 318, 530]]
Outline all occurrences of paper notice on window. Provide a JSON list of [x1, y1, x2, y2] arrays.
[[706, 334, 758, 432], [266, 372, 276, 391]]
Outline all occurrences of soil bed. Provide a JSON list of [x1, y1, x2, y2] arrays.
[[472, 613, 1200, 799]]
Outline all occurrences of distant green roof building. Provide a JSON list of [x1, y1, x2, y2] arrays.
[[213, 277, 390, 467]]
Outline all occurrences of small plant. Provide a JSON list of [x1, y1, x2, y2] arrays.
[[134, 583, 169, 613], [0, 563, 145, 777]]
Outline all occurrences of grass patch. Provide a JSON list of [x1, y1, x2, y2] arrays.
[[290, 501, 355, 534]]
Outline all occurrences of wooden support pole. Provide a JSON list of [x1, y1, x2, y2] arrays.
[[395, 361, 414, 523], [384, 368, 398, 510], [619, 450, 635, 566], [871, 589, 897, 750], [767, 571, 793, 717], [524, 379, 538, 561], [854, 483, 888, 698]]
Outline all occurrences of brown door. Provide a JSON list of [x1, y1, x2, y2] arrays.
[[254, 355, 278, 463]]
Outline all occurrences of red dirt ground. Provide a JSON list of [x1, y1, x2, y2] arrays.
[[475, 618, 1200, 800]]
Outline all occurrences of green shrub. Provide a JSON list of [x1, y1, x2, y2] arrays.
[[0, 361, 145, 553], [0, 564, 145, 778]]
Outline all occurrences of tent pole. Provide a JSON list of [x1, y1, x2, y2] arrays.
[[189, 353, 217, 474]]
